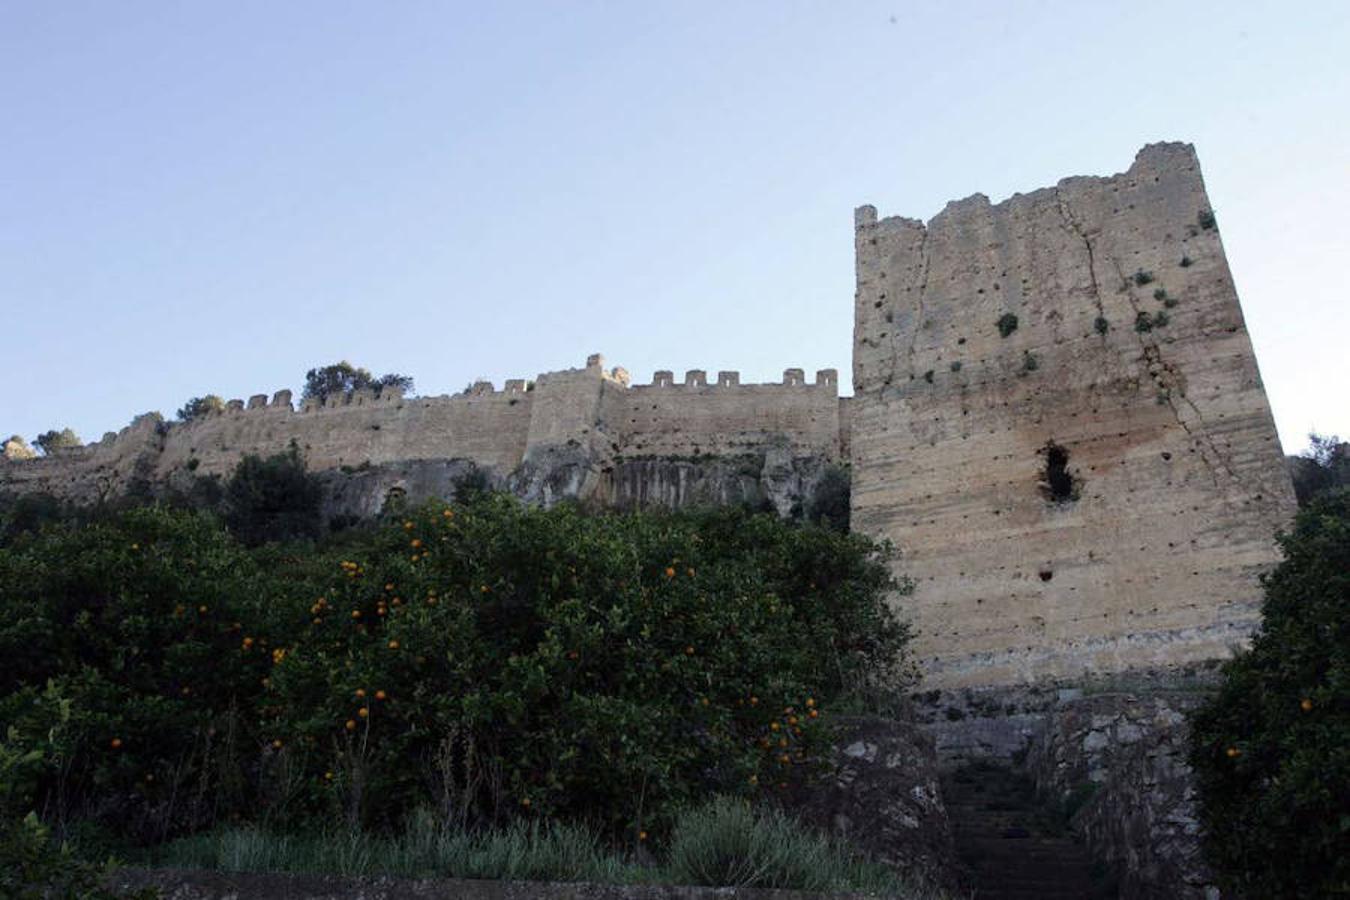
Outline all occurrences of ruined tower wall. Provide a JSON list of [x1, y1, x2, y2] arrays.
[[851, 143, 1295, 688]]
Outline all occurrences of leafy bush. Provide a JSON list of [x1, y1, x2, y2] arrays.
[[223, 444, 324, 546], [995, 313, 1018, 338], [257, 496, 910, 836], [176, 395, 225, 422], [665, 796, 905, 892], [0, 493, 911, 855], [302, 362, 413, 402], [34, 428, 81, 455], [1093, 316, 1110, 335], [1189, 489, 1350, 897], [805, 464, 850, 532], [1289, 433, 1349, 507], [0, 508, 272, 842]]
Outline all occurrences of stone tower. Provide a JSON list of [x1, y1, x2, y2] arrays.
[[850, 143, 1296, 688]]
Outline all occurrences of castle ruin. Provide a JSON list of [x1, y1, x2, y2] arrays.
[[1, 142, 1295, 691]]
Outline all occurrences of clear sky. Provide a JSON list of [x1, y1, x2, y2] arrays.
[[2, 1, 1346, 454]]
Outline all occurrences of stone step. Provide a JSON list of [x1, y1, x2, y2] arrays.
[[944, 763, 1108, 900]]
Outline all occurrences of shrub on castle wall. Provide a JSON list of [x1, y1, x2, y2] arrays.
[[1189, 488, 1350, 897], [0, 491, 911, 855]]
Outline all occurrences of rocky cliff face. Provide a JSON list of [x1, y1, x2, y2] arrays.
[[311, 448, 835, 526]]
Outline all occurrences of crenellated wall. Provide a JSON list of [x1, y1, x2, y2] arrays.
[[610, 367, 842, 460], [1, 355, 843, 505]]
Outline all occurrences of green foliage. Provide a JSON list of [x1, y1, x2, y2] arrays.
[[1021, 350, 1039, 372], [1289, 433, 1349, 507], [1134, 311, 1169, 333], [223, 444, 323, 546], [1198, 209, 1217, 230], [4, 435, 38, 460], [949, 361, 962, 373], [176, 395, 225, 422], [302, 362, 413, 403], [1093, 316, 1110, 336], [157, 800, 931, 894], [34, 428, 81, 455], [160, 813, 641, 883], [0, 492, 911, 858], [1179, 255, 1193, 267], [665, 796, 908, 892], [1189, 489, 1350, 897], [259, 497, 910, 836], [0, 508, 271, 842], [995, 313, 1019, 338], [1131, 269, 1154, 286], [805, 465, 850, 532]]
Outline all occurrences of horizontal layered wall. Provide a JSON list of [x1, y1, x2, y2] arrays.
[[851, 142, 1296, 687]]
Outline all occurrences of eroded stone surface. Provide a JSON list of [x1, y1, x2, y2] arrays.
[[851, 142, 1295, 687]]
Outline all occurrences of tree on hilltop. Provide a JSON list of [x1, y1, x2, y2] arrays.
[[2, 435, 36, 460], [177, 395, 226, 422], [301, 362, 414, 403], [33, 428, 80, 455], [1288, 432, 1349, 507]]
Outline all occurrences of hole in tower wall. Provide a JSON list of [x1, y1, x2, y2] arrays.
[[1040, 442, 1079, 503]]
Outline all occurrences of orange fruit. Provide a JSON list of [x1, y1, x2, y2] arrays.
[[110, 737, 123, 750], [638, 830, 648, 841], [770, 722, 781, 732], [808, 709, 818, 719], [375, 690, 387, 701], [345, 720, 357, 731], [1301, 698, 1313, 712], [355, 689, 366, 698], [358, 707, 369, 718], [272, 739, 283, 750], [684, 645, 695, 656], [351, 610, 362, 620], [1225, 747, 1240, 758], [665, 567, 676, 578], [388, 640, 400, 650], [521, 797, 531, 808]]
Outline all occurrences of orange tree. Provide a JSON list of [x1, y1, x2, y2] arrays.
[[255, 494, 911, 839], [0, 507, 275, 844], [1189, 488, 1350, 896]]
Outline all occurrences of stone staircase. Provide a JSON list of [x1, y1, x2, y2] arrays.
[[944, 761, 1112, 900]]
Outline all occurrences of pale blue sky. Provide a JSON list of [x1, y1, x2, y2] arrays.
[[3, 1, 1346, 453]]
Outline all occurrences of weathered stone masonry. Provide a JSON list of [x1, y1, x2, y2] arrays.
[[1, 142, 1295, 695], [851, 142, 1295, 688]]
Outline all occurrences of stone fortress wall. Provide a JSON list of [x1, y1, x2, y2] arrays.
[[0, 142, 1295, 693], [850, 142, 1296, 688], [0, 354, 844, 506]]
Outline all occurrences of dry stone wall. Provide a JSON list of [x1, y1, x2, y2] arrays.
[[851, 142, 1295, 688]]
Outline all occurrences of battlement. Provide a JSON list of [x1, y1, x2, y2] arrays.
[[638, 368, 837, 389]]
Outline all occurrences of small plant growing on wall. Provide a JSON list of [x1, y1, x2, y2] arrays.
[[1180, 255, 1193, 267], [923, 370, 934, 384], [1198, 209, 1217, 230], [996, 313, 1019, 338], [1022, 350, 1039, 372], [1094, 316, 1110, 335], [1132, 269, 1155, 286], [950, 361, 962, 372]]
